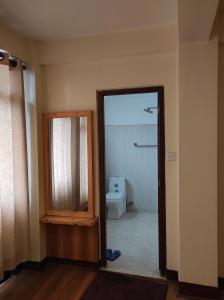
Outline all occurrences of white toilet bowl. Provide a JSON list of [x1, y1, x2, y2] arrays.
[[106, 177, 126, 219], [106, 192, 124, 219]]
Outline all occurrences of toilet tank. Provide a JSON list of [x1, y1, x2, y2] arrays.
[[109, 177, 126, 195]]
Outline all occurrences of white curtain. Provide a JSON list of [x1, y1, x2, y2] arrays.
[[51, 118, 73, 210], [79, 117, 88, 208], [51, 117, 88, 211], [0, 61, 29, 279]]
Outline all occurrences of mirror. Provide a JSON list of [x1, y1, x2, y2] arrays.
[[50, 116, 88, 211], [43, 111, 94, 218]]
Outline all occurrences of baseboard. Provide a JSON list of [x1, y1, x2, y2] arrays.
[[0, 271, 13, 285], [165, 269, 219, 298], [22, 258, 48, 270], [0, 259, 47, 285], [165, 269, 178, 281], [218, 277, 224, 289], [0, 257, 220, 299], [178, 281, 219, 298], [0, 257, 100, 286], [45, 257, 101, 269]]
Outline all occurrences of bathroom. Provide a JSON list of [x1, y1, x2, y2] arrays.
[[104, 92, 159, 277]]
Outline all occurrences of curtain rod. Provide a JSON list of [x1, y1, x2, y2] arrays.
[[0, 51, 26, 70]]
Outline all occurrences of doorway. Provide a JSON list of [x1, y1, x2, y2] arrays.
[[97, 86, 166, 276]]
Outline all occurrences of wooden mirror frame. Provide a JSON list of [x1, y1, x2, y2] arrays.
[[43, 111, 94, 219]]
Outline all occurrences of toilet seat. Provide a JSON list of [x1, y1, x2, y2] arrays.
[[106, 177, 126, 219], [106, 192, 125, 219], [106, 192, 123, 200]]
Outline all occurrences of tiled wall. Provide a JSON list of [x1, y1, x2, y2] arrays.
[[105, 124, 158, 212]]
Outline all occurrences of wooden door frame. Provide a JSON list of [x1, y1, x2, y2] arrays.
[[97, 86, 166, 275]]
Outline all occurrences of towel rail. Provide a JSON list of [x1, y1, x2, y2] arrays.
[[134, 142, 157, 148]]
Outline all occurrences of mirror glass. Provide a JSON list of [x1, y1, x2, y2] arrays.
[[49, 116, 88, 211]]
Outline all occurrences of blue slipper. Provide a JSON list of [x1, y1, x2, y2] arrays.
[[107, 249, 121, 261], [106, 249, 112, 259]]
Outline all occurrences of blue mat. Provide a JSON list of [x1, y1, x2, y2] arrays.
[[106, 249, 121, 261]]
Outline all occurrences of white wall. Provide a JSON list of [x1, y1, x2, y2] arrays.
[[104, 93, 158, 212], [105, 124, 158, 212], [104, 93, 158, 125]]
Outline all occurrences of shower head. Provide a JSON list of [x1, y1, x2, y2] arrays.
[[144, 107, 152, 113], [144, 107, 157, 113]]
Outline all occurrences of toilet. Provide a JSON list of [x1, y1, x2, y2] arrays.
[[106, 177, 126, 219]]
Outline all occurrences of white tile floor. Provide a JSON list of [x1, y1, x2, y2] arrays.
[[105, 212, 161, 278]]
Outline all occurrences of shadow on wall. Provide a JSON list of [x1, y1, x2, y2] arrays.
[[126, 180, 138, 212]]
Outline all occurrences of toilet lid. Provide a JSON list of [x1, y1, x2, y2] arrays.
[[106, 192, 122, 200]]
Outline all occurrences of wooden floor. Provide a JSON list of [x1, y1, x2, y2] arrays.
[[0, 263, 222, 300], [0, 263, 95, 300]]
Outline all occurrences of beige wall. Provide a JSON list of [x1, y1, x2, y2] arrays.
[[38, 25, 179, 270], [218, 12, 224, 278], [0, 18, 221, 286], [179, 39, 218, 286], [0, 20, 29, 61], [218, 44, 224, 278]]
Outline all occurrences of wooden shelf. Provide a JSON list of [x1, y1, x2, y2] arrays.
[[40, 215, 98, 227]]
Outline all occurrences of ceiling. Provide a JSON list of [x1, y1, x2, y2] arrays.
[[178, 0, 219, 43], [0, 0, 177, 40]]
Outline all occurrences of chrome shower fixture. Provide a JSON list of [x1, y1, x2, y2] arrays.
[[144, 106, 158, 113]]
